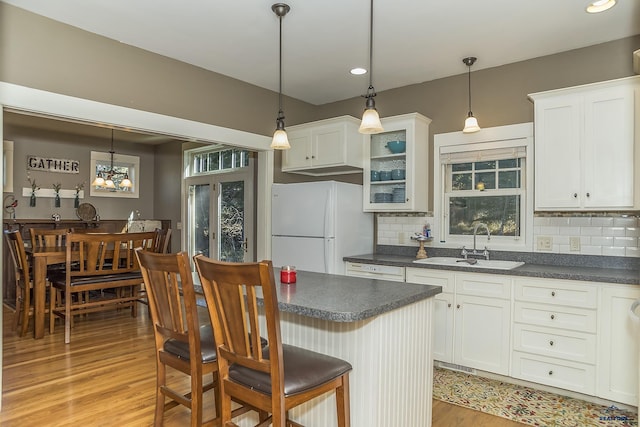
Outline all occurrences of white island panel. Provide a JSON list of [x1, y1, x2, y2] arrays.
[[233, 298, 434, 427]]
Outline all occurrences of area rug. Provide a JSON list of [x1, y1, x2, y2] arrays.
[[433, 367, 638, 426]]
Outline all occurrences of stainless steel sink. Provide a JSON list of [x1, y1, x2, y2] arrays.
[[412, 257, 524, 270]]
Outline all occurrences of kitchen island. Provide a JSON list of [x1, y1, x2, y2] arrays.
[[199, 268, 442, 427]]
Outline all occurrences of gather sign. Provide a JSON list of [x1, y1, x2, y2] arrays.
[[27, 155, 80, 174]]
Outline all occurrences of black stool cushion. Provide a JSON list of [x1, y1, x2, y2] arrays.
[[229, 344, 352, 397], [164, 324, 218, 362]]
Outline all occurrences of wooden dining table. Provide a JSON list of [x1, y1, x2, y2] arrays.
[[28, 246, 66, 339]]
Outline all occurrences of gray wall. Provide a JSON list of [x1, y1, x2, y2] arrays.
[[5, 123, 157, 220], [2, 3, 639, 213]]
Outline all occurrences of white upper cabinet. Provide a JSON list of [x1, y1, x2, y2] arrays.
[[530, 76, 640, 211], [363, 113, 431, 212], [281, 116, 364, 176]]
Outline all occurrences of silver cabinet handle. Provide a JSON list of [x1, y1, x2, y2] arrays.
[[573, 193, 578, 198], [549, 340, 554, 346], [550, 314, 555, 320], [551, 291, 555, 297], [548, 370, 553, 376]]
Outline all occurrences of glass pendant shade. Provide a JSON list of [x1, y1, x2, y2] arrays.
[[271, 129, 290, 149], [104, 177, 116, 189], [92, 173, 105, 187], [359, 105, 384, 134], [120, 174, 132, 188], [463, 113, 480, 133]]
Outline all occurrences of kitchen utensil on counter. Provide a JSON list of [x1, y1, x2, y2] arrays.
[[280, 265, 297, 283]]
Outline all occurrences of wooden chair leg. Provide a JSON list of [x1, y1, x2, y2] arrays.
[[154, 361, 166, 427], [49, 287, 56, 335], [336, 374, 350, 427], [14, 286, 23, 332], [20, 285, 31, 337]]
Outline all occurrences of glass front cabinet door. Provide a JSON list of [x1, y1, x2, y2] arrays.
[[363, 112, 431, 212]]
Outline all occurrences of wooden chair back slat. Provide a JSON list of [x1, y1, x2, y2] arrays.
[[5, 230, 29, 289], [29, 228, 70, 248], [152, 228, 172, 253], [195, 257, 279, 376]]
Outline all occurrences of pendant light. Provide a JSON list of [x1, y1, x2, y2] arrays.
[[270, 3, 291, 150], [358, 0, 384, 134], [91, 129, 133, 189], [462, 56, 481, 133]]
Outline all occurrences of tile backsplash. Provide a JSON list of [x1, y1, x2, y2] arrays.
[[533, 215, 639, 257], [376, 213, 640, 258]]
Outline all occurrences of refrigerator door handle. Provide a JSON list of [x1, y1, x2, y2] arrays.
[[324, 187, 333, 238]]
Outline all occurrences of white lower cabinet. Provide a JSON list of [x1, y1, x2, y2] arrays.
[[406, 268, 511, 375], [406, 266, 638, 406], [513, 277, 598, 395], [597, 285, 640, 406]]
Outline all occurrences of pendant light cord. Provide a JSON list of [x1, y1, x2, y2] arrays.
[[467, 65, 472, 113], [278, 12, 283, 116], [368, 0, 374, 92]]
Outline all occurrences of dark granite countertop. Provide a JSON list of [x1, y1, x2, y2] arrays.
[[344, 253, 640, 285], [194, 268, 442, 322]]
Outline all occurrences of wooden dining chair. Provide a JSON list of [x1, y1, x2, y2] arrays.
[[29, 227, 69, 248], [152, 228, 172, 254], [4, 230, 50, 336], [135, 249, 220, 427], [194, 255, 352, 427]]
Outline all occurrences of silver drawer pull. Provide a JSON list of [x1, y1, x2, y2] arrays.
[[548, 370, 553, 376], [549, 340, 554, 346], [550, 314, 555, 320], [447, 303, 452, 308], [551, 291, 555, 297]]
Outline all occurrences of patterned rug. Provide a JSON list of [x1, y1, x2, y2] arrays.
[[433, 367, 638, 426]]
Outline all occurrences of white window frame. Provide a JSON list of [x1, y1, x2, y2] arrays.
[[89, 151, 140, 198], [433, 123, 534, 252], [3, 140, 13, 193]]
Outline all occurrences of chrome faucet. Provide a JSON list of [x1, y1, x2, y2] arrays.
[[460, 222, 491, 260]]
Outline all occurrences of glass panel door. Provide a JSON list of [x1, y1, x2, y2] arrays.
[[218, 180, 248, 262], [185, 169, 254, 262], [188, 180, 211, 257]]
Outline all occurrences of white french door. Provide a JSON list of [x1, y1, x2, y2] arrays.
[[186, 168, 254, 262]]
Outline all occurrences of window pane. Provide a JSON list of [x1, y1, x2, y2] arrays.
[[452, 162, 472, 172], [220, 181, 245, 262], [452, 173, 472, 190], [475, 172, 495, 190], [474, 161, 495, 170], [498, 158, 520, 168], [499, 170, 520, 188], [449, 195, 520, 236], [221, 150, 233, 169]]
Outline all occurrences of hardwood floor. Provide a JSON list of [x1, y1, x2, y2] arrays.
[[1, 305, 526, 426]]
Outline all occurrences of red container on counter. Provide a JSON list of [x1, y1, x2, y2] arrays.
[[280, 266, 297, 283]]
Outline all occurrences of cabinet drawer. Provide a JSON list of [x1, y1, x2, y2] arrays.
[[512, 351, 595, 395], [513, 323, 596, 364], [514, 278, 597, 308], [406, 268, 453, 293], [455, 273, 511, 299], [514, 301, 596, 333]]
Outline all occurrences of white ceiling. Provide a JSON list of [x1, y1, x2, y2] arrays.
[[3, 0, 640, 105]]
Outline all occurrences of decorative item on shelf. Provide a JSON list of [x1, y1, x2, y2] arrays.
[[52, 183, 61, 207], [27, 176, 39, 207], [270, 3, 291, 150], [92, 129, 133, 190], [462, 56, 481, 133], [3, 195, 17, 219], [411, 232, 432, 259], [51, 213, 61, 222], [358, 0, 384, 134], [76, 203, 97, 221], [74, 182, 84, 208]]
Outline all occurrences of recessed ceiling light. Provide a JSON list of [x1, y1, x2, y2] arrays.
[[350, 67, 367, 75], [586, 0, 616, 13]]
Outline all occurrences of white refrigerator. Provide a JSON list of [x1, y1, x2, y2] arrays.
[[271, 181, 373, 275]]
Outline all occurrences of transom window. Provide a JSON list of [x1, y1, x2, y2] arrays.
[[189, 147, 250, 176]]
